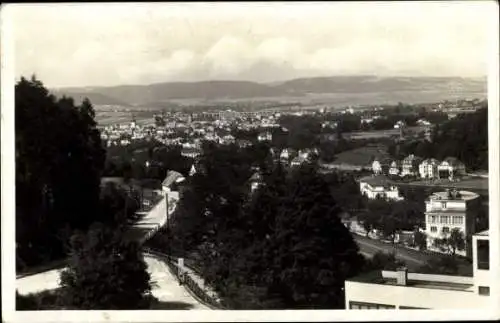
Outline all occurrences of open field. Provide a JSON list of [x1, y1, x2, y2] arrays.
[[343, 126, 426, 140], [328, 145, 390, 167], [96, 111, 155, 126], [403, 177, 488, 192]]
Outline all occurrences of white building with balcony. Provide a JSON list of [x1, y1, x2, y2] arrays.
[[424, 189, 480, 257], [345, 230, 491, 310], [358, 175, 403, 201]]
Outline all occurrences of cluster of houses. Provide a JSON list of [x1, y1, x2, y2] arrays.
[[373, 155, 466, 181], [99, 108, 286, 149], [274, 147, 319, 168]]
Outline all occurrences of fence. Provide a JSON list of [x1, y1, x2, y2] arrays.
[[143, 248, 225, 309]]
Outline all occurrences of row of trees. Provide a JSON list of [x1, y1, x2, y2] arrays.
[[356, 199, 425, 242]]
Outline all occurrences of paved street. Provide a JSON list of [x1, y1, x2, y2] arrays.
[[145, 255, 209, 310], [354, 234, 432, 270], [16, 196, 209, 310], [16, 254, 207, 310]]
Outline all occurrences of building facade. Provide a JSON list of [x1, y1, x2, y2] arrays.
[[372, 158, 391, 175], [419, 158, 440, 179], [401, 154, 423, 177], [437, 157, 467, 180], [388, 160, 401, 176], [359, 175, 403, 201], [424, 189, 480, 257]]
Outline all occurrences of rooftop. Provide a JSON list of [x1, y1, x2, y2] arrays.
[[349, 270, 474, 292], [162, 171, 185, 187], [359, 175, 395, 188], [429, 190, 479, 201]]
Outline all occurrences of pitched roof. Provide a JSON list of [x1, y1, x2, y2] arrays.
[[421, 158, 440, 165], [442, 157, 463, 166], [390, 160, 401, 167], [162, 170, 185, 187], [249, 172, 262, 182], [359, 175, 396, 188], [373, 157, 392, 165]]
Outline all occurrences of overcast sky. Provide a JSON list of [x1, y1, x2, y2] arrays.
[[8, 1, 495, 88]]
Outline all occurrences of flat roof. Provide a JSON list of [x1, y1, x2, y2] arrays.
[[348, 271, 474, 292], [429, 190, 479, 201]]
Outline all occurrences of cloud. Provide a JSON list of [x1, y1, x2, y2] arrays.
[[8, 2, 494, 87]]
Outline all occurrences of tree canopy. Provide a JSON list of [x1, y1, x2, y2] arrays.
[[148, 146, 365, 309], [59, 223, 153, 309]]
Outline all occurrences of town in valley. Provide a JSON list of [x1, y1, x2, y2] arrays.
[[7, 1, 494, 314]]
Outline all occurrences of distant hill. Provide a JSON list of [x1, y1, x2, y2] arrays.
[[273, 76, 487, 93], [51, 90, 130, 106], [52, 76, 487, 107]]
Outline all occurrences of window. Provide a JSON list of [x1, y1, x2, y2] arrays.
[[440, 216, 449, 224], [478, 286, 490, 296], [442, 226, 450, 234], [477, 240, 490, 270], [430, 226, 437, 233], [349, 301, 395, 310], [441, 202, 447, 209], [429, 215, 437, 223], [452, 216, 464, 225]]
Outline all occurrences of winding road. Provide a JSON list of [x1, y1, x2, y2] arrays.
[[16, 194, 209, 310]]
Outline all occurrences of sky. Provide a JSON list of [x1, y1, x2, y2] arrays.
[[7, 1, 496, 88]]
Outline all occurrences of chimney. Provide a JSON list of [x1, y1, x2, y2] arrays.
[[396, 267, 408, 286]]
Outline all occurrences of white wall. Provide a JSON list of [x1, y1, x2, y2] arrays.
[[381, 271, 473, 284], [360, 183, 401, 201], [345, 280, 488, 310], [472, 235, 491, 292]]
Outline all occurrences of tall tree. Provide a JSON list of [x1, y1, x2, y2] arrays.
[[219, 163, 364, 309], [16, 76, 106, 269], [434, 228, 466, 256]]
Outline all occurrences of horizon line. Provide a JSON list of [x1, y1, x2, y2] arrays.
[[15, 73, 488, 91]]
